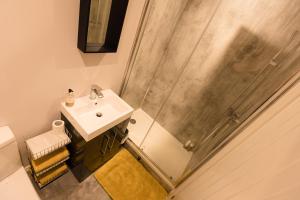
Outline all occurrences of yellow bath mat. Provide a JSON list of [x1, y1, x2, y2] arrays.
[[31, 147, 69, 174], [94, 148, 167, 200]]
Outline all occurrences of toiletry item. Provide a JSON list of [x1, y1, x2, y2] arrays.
[[65, 89, 75, 107], [52, 120, 65, 133]]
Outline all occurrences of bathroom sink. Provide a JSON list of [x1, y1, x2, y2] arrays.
[[61, 89, 133, 141]]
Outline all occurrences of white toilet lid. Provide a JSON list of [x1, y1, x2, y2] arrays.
[[0, 167, 40, 200]]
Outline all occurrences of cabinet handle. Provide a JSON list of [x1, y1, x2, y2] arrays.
[[101, 135, 110, 155], [108, 131, 117, 151]]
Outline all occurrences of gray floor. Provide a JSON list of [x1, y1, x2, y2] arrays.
[[30, 171, 111, 200]]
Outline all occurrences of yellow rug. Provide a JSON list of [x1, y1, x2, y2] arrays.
[[94, 148, 167, 200]]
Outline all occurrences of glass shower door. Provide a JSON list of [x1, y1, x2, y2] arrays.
[[139, 30, 300, 184], [184, 30, 300, 176], [121, 0, 300, 186]]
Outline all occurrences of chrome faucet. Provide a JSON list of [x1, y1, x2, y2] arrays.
[[90, 84, 104, 100]]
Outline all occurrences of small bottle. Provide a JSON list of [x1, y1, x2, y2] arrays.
[[65, 89, 75, 107]]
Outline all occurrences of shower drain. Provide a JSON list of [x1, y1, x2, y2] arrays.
[[96, 112, 103, 117], [129, 118, 136, 124]]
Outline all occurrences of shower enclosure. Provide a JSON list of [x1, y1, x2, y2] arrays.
[[121, 0, 300, 186]]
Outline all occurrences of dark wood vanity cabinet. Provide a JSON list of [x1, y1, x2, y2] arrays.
[[61, 114, 128, 182], [83, 128, 125, 172]]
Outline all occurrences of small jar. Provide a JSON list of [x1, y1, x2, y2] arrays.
[[65, 89, 75, 107]]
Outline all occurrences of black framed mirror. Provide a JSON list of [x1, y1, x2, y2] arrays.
[[77, 0, 129, 53]]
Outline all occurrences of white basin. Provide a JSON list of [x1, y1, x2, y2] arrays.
[[61, 89, 133, 141]]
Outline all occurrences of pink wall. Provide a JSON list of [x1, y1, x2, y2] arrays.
[[0, 0, 146, 163]]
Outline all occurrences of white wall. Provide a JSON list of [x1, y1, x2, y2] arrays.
[[171, 78, 300, 199], [0, 0, 146, 163]]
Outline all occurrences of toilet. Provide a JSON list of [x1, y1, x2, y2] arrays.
[[0, 126, 40, 200]]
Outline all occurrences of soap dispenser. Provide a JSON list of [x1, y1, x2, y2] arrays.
[[65, 89, 75, 107]]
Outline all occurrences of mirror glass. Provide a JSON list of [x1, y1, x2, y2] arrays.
[[87, 0, 112, 52]]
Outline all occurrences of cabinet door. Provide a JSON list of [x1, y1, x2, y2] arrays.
[[105, 130, 122, 162], [83, 129, 124, 172], [83, 134, 105, 172]]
